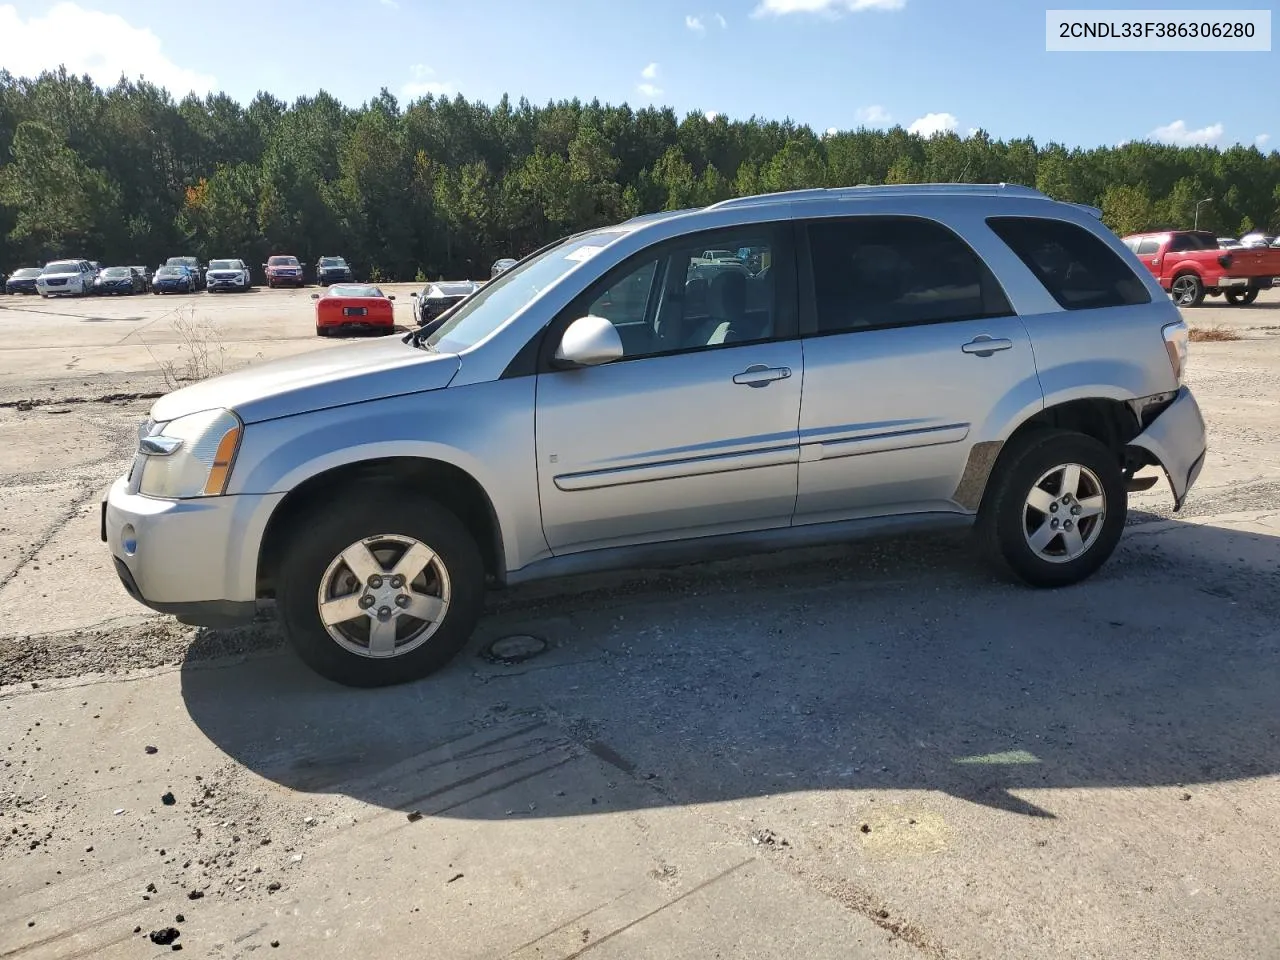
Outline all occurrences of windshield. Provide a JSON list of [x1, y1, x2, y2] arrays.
[[320, 257, 345, 267], [426, 231, 623, 353], [102, 267, 131, 278], [269, 256, 299, 266], [331, 285, 381, 297], [157, 266, 185, 277], [43, 261, 80, 273], [14, 268, 42, 278], [167, 257, 196, 266], [208, 260, 237, 270]]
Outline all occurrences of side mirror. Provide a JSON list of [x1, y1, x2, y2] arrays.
[[388, 295, 396, 301], [554, 316, 623, 368], [310, 293, 319, 299], [410, 292, 418, 298]]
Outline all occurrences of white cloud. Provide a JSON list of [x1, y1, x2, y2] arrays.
[[824, 126, 839, 137], [641, 62, 659, 80], [0, 1, 216, 95], [705, 110, 720, 121], [855, 104, 891, 125], [907, 112, 958, 137], [686, 14, 706, 32], [1255, 133, 1271, 147], [753, 0, 904, 17], [967, 127, 980, 137], [715, 12, 728, 27], [1149, 119, 1224, 146], [402, 64, 453, 100], [637, 82, 663, 98]]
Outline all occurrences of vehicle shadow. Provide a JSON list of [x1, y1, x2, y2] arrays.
[[179, 513, 1280, 821]]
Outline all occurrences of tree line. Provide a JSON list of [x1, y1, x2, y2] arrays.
[[2, 68, 1279, 280]]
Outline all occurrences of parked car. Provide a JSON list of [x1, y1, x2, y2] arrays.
[[264, 255, 305, 288], [490, 258, 517, 278], [37, 259, 96, 297], [130, 266, 154, 289], [4, 267, 42, 294], [1238, 232, 1275, 248], [94, 265, 147, 295], [315, 256, 354, 286], [206, 258, 253, 293], [312, 283, 397, 336], [1121, 229, 1280, 305], [164, 256, 205, 290], [101, 182, 1206, 688], [410, 280, 480, 326], [151, 264, 196, 294]]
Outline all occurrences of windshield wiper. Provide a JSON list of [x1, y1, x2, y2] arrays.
[[403, 324, 437, 350]]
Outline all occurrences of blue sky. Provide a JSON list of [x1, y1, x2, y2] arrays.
[[0, 0, 1275, 150]]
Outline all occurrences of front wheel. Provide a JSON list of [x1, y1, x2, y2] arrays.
[[976, 429, 1127, 588], [275, 494, 486, 687], [1171, 274, 1205, 307], [1224, 289, 1259, 306]]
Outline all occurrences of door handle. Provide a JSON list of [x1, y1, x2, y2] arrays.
[[961, 336, 1013, 357], [733, 364, 792, 387]]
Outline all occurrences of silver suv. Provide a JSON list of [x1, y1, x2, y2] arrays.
[[101, 184, 1206, 687]]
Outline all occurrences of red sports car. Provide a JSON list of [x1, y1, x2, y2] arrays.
[[313, 284, 397, 336]]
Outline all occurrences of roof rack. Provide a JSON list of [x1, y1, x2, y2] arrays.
[[706, 183, 1048, 210]]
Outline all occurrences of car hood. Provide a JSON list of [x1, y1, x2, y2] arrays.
[[149, 336, 462, 425], [41, 271, 79, 280]]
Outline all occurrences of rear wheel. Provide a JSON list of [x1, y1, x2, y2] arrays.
[[977, 429, 1127, 588], [1224, 289, 1259, 306], [1170, 273, 1205, 307], [275, 494, 486, 687]]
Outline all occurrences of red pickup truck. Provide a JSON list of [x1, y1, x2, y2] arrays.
[[1122, 230, 1280, 306]]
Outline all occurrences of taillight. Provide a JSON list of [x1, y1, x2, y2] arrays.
[[1218, 253, 1233, 268], [1162, 320, 1189, 383]]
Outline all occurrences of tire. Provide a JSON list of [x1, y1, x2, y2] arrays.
[[1224, 289, 1259, 306], [1170, 273, 1205, 307], [275, 493, 486, 687], [976, 429, 1127, 588]]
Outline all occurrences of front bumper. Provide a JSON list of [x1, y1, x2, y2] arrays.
[[102, 475, 284, 627], [1126, 386, 1207, 511]]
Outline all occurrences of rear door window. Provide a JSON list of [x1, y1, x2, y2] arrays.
[[802, 216, 1013, 334], [986, 216, 1152, 311]]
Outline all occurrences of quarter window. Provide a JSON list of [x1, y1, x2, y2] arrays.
[[987, 216, 1152, 310], [805, 217, 1012, 334], [1135, 238, 1161, 255]]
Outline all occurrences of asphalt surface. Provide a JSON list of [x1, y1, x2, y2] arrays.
[[1, 285, 1278, 959]]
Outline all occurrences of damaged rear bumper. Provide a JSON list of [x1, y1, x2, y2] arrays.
[[1126, 387, 1207, 511]]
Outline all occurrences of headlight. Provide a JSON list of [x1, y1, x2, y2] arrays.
[[137, 408, 243, 499]]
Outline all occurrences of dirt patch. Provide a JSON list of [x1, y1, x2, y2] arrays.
[[0, 615, 283, 686], [1189, 325, 1242, 342]]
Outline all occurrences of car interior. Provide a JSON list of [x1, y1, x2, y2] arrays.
[[586, 239, 777, 359]]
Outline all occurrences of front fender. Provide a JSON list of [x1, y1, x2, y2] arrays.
[[229, 378, 549, 572]]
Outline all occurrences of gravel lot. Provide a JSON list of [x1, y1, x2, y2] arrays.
[[1, 286, 1278, 959]]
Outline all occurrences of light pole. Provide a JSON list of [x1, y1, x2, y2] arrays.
[[1194, 197, 1212, 230]]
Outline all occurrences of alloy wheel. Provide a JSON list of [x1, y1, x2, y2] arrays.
[[316, 534, 452, 658], [1022, 463, 1106, 564]]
